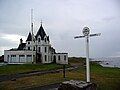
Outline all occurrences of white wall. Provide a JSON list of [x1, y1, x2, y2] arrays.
[[4, 50, 35, 64], [53, 53, 68, 64], [26, 41, 36, 50]]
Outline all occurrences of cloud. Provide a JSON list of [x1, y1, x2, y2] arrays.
[[0, 33, 27, 55], [102, 17, 117, 22], [0, 0, 120, 58], [0, 46, 11, 56], [110, 51, 120, 57], [0, 33, 26, 43]]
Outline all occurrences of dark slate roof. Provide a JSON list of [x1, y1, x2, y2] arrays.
[[55, 53, 68, 54], [17, 43, 26, 50], [49, 47, 56, 53], [35, 24, 46, 40], [47, 36, 49, 42], [26, 32, 32, 41], [10, 48, 17, 50]]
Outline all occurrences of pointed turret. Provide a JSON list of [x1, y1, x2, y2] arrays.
[[26, 32, 32, 41], [35, 23, 46, 40]]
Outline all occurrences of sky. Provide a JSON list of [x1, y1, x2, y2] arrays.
[[0, 0, 120, 58]]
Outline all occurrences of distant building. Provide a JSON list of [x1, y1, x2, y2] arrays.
[[4, 24, 68, 64]]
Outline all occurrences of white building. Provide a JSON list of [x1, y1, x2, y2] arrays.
[[4, 24, 68, 64]]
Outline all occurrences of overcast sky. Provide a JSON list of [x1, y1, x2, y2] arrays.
[[0, 0, 120, 58]]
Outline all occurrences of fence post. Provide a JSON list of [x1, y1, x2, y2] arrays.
[[63, 64, 65, 78]]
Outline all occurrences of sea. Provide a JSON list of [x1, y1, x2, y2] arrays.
[[91, 57, 120, 68]]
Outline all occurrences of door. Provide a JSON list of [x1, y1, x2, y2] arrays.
[[53, 55, 56, 63], [36, 53, 42, 63]]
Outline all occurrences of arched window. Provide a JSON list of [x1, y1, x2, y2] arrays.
[[45, 38, 46, 42], [45, 47, 47, 53], [38, 47, 41, 52], [45, 55, 47, 61], [34, 47, 35, 51], [28, 47, 30, 50], [38, 38, 40, 42], [53, 55, 56, 63], [58, 55, 60, 60], [64, 55, 66, 61]]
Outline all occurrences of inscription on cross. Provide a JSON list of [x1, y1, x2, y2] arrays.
[[74, 27, 101, 82]]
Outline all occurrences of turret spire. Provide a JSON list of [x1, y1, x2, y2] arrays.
[[40, 19, 42, 26]]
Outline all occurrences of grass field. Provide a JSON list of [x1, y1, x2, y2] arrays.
[[0, 57, 120, 90], [0, 64, 64, 75]]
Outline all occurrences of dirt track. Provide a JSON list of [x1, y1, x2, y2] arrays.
[[0, 65, 78, 82]]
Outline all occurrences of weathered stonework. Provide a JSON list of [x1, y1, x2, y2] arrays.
[[58, 80, 97, 90]]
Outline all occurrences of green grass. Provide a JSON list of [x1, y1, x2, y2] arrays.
[[91, 62, 120, 78], [68, 57, 85, 64], [69, 57, 120, 90], [0, 57, 120, 90], [0, 64, 64, 75], [89, 62, 120, 90]]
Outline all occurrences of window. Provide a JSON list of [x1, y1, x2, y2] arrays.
[[38, 38, 40, 42], [45, 47, 47, 53], [64, 55, 66, 61], [19, 55, 24, 57], [45, 55, 47, 61], [38, 47, 41, 52], [28, 47, 30, 50], [28, 42, 30, 44], [27, 55, 32, 57], [11, 55, 16, 62], [58, 55, 60, 60], [19, 55, 25, 62], [27, 55, 32, 62], [45, 38, 46, 42], [7, 55, 9, 62], [34, 47, 35, 51], [11, 55, 16, 57]]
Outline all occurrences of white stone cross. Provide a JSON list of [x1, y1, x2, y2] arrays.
[[74, 27, 101, 82]]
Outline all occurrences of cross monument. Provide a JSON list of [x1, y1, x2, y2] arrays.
[[74, 27, 101, 82]]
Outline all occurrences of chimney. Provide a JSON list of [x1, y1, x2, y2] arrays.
[[20, 38, 23, 44]]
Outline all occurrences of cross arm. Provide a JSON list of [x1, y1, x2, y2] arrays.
[[89, 33, 101, 37], [74, 35, 85, 39]]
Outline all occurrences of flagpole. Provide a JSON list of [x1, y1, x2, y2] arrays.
[[31, 9, 34, 64]]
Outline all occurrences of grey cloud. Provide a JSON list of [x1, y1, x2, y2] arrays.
[[0, 38, 18, 48], [0, 0, 120, 57]]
